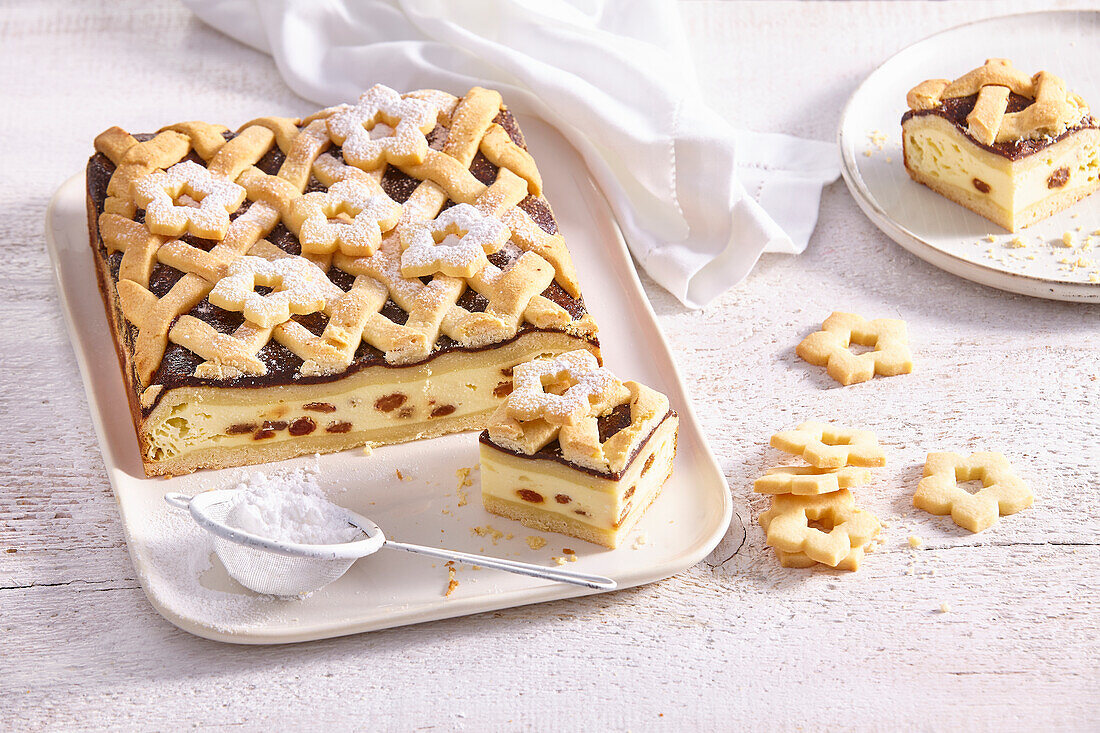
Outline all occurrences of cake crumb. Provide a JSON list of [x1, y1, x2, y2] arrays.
[[908, 535, 923, 549], [632, 532, 649, 550], [456, 488, 468, 507], [939, 602, 951, 614], [985, 234, 996, 243], [444, 562, 458, 597], [863, 149, 872, 157], [562, 548, 575, 555], [472, 525, 504, 544], [362, 444, 373, 456], [526, 536, 547, 550], [505, 533, 514, 540], [396, 469, 404, 480], [1007, 237, 1026, 249], [1062, 231, 1075, 247], [552, 556, 567, 566], [455, 466, 474, 488]]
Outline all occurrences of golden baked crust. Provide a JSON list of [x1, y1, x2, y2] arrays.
[[485, 350, 669, 474], [86, 85, 601, 475], [906, 58, 1089, 144]]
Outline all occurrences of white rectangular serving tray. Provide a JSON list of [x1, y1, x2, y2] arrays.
[[45, 116, 731, 644]]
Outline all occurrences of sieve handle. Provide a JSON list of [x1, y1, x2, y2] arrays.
[[164, 493, 193, 510], [383, 541, 616, 590]]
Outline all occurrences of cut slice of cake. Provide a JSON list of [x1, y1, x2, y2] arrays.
[[86, 85, 599, 476], [901, 58, 1100, 231], [478, 350, 678, 548]]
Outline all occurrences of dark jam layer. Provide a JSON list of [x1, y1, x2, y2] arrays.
[[901, 91, 1097, 160], [479, 409, 676, 481], [87, 108, 596, 412]]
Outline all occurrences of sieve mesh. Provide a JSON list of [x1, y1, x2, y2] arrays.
[[203, 497, 360, 596]]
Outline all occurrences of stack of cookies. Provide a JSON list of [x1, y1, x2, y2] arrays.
[[755, 421, 884, 571]]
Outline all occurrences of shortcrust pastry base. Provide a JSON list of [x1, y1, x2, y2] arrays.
[[480, 416, 678, 548]]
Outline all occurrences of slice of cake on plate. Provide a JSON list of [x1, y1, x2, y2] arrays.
[[479, 350, 678, 548], [86, 84, 599, 476], [901, 58, 1099, 231]]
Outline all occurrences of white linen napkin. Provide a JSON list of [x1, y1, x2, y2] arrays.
[[184, 0, 840, 308]]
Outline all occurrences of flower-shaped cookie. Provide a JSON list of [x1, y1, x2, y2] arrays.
[[773, 547, 863, 571], [131, 160, 246, 240], [770, 421, 885, 468], [327, 84, 441, 168], [208, 256, 343, 328], [758, 490, 881, 568], [506, 350, 627, 426], [754, 465, 872, 496], [287, 178, 403, 256], [796, 312, 913, 386], [399, 204, 511, 278], [913, 451, 1033, 533]]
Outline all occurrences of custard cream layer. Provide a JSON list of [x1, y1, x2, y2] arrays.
[[480, 416, 678, 532], [142, 332, 594, 464], [903, 116, 1100, 214]]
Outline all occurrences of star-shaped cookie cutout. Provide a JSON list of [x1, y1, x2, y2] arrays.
[[772, 546, 863, 571], [758, 490, 881, 569], [770, 421, 885, 468], [208, 255, 343, 328], [288, 178, 403, 256], [754, 465, 872, 496], [326, 84, 442, 168], [131, 160, 246, 240], [913, 451, 1033, 532], [399, 203, 511, 278], [796, 312, 913, 386], [506, 350, 627, 426]]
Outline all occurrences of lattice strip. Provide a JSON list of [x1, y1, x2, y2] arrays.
[[98, 214, 167, 288], [159, 122, 231, 161], [96, 84, 595, 391]]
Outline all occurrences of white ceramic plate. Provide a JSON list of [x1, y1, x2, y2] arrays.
[[45, 116, 731, 644], [839, 10, 1100, 302]]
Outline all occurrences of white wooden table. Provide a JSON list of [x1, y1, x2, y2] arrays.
[[2, 1, 1097, 729]]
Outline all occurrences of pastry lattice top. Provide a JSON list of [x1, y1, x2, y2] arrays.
[[91, 85, 597, 406], [485, 350, 670, 475], [906, 58, 1091, 145]]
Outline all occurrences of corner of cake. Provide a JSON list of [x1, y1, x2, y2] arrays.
[[478, 350, 678, 548]]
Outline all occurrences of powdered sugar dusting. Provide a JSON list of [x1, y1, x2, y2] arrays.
[[296, 177, 403, 256], [400, 203, 510, 277], [327, 84, 441, 167], [225, 467, 360, 545], [507, 350, 624, 425], [209, 255, 343, 328], [132, 160, 245, 239], [140, 494, 275, 634], [362, 237, 460, 313]]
